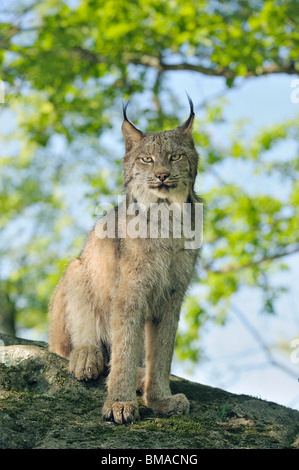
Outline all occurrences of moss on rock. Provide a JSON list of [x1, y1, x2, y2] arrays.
[[0, 333, 298, 449]]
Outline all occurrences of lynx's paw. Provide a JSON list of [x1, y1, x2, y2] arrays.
[[147, 393, 190, 415], [69, 345, 104, 381], [102, 400, 139, 425]]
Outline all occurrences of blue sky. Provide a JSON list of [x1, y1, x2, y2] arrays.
[[169, 71, 299, 410]]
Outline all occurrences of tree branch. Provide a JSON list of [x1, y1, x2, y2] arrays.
[[205, 244, 299, 274], [231, 304, 298, 380], [161, 61, 299, 78], [69, 49, 299, 79]]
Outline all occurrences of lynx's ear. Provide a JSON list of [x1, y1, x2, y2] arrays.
[[121, 101, 143, 152], [176, 93, 195, 135]]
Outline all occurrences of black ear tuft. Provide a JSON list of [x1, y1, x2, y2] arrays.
[[121, 99, 143, 152], [186, 92, 194, 115], [122, 99, 131, 122], [176, 93, 195, 135], [184, 92, 195, 130]]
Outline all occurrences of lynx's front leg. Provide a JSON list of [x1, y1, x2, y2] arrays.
[[102, 287, 145, 424], [144, 305, 189, 415]]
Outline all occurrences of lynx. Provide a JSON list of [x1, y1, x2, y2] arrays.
[[48, 96, 201, 424]]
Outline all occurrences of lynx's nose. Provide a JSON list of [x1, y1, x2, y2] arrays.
[[155, 171, 170, 182]]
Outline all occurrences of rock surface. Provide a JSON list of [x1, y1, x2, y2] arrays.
[[0, 332, 298, 449]]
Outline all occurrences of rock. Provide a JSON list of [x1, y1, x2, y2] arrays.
[[0, 332, 298, 449]]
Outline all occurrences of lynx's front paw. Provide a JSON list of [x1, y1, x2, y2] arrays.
[[69, 345, 104, 381], [102, 400, 139, 425], [147, 393, 190, 415]]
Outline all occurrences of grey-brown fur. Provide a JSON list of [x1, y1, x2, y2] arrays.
[[48, 98, 201, 424]]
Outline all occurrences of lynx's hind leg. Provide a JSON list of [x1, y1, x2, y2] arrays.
[[48, 276, 72, 359], [69, 345, 104, 381], [49, 258, 107, 381]]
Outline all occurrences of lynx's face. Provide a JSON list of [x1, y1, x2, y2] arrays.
[[121, 98, 199, 206], [124, 131, 195, 205]]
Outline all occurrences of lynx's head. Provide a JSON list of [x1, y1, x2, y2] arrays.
[[121, 96, 199, 207]]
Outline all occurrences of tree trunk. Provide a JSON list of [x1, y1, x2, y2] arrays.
[[0, 287, 16, 336]]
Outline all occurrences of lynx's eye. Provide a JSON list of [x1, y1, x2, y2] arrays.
[[141, 156, 153, 163], [170, 154, 182, 162]]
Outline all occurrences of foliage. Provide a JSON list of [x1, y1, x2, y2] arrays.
[[0, 0, 298, 361]]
